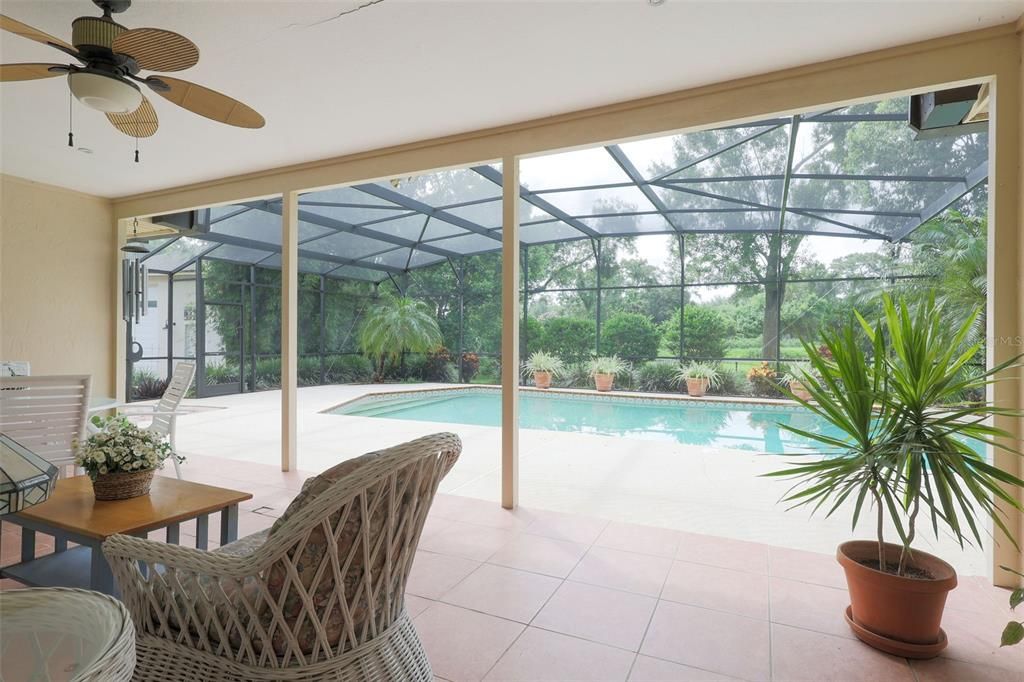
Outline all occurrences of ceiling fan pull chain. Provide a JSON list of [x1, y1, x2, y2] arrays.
[[67, 89, 73, 147], [134, 136, 139, 163]]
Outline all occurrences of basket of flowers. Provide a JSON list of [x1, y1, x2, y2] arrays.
[[75, 416, 184, 500]]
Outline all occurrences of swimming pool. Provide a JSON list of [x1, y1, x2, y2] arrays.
[[329, 388, 846, 454]]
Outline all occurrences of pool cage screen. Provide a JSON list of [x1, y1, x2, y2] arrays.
[[127, 96, 986, 399]]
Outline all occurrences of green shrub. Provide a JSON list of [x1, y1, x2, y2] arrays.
[[601, 312, 659, 361], [131, 369, 168, 400], [460, 352, 480, 382], [746, 361, 782, 397], [709, 368, 748, 396], [473, 356, 500, 384], [521, 316, 544, 353], [553, 361, 591, 388], [298, 357, 322, 386], [205, 362, 239, 386], [392, 354, 425, 381], [539, 317, 595, 364], [254, 357, 281, 391], [662, 306, 732, 360], [423, 347, 456, 382], [636, 361, 680, 393], [324, 355, 374, 383]]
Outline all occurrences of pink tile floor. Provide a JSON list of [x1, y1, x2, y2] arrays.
[[2, 452, 1021, 681]]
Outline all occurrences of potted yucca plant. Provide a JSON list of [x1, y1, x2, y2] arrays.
[[767, 295, 1024, 658], [523, 351, 565, 389], [587, 356, 627, 392], [675, 362, 721, 397], [75, 416, 185, 500]]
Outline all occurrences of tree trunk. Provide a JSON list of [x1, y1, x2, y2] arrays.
[[762, 281, 782, 360], [762, 236, 783, 360]]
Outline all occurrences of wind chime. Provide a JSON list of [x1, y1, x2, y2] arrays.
[[122, 218, 149, 324]]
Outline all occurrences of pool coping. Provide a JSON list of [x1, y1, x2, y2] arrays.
[[321, 384, 805, 415]]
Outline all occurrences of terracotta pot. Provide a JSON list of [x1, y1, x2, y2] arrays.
[[533, 371, 552, 389], [789, 380, 812, 401], [593, 373, 614, 392], [837, 540, 957, 658], [685, 377, 709, 397]]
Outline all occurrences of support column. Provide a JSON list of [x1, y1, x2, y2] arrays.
[[678, 235, 686, 360], [281, 191, 299, 472], [522, 244, 529, 361], [594, 240, 602, 355], [990, 56, 1023, 586], [501, 157, 520, 509]]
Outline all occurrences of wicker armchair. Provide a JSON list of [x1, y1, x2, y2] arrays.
[[103, 432, 461, 682]]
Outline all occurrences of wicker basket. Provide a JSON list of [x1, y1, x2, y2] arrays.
[[92, 469, 155, 501]]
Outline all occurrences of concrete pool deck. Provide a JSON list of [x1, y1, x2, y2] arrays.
[[168, 383, 993, 577]]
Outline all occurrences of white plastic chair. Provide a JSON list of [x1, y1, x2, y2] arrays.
[[120, 362, 195, 479], [0, 375, 90, 477]]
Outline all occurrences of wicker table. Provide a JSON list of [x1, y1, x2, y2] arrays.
[[0, 587, 136, 681], [1, 475, 252, 594]]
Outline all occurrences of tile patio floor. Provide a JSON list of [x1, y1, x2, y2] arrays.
[[1, 452, 1020, 681]]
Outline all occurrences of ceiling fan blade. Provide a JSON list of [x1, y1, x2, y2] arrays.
[[0, 63, 67, 82], [0, 14, 74, 52], [148, 76, 264, 128], [106, 96, 159, 138], [113, 28, 198, 73]]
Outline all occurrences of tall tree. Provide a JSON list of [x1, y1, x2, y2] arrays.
[[655, 123, 805, 358]]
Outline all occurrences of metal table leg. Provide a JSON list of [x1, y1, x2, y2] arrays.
[[195, 514, 209, 550], [220, 505, 239, 546], [20, 528, 36, 563], [89, 541, 115, 595]]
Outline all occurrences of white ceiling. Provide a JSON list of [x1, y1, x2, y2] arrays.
[[1, 0, 1021, 199]]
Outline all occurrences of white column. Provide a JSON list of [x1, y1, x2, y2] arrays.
[[501, 157, 520, 509], [281, 191, 299, 471]]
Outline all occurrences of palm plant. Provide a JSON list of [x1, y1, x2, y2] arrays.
[[912, 212, 987, 347], [767, 294, 1024, 575], [358, 295, 442, 381]]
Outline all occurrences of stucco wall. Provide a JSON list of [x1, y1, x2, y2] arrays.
[[0, 174, 115, 396]]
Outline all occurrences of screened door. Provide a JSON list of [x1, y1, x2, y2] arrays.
[[197, 300, 243, 397]]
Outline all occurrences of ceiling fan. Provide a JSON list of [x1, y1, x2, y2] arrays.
[[0, 0, 264, 151]]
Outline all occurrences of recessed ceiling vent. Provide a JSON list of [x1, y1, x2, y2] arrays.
[[909, 84, 988, 140]]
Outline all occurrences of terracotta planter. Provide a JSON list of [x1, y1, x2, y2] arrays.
[[789, 380, 812, 401], [837, 540, 957, 658], [685, 377, 709, 397], [593, 373, 614, 392], [533, 371, 552, 389], [92, 468, 155, 501]]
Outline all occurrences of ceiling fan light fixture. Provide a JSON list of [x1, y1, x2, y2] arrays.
[[67, 71, 140, 113]]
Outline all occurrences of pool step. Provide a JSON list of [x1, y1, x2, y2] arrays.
[[338, 395, 463, 418]]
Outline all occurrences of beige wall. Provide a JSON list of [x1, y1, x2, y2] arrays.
[[0, 174, 116, 397]]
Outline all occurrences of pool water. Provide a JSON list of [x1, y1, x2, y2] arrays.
[[331, 389, 850, 454]]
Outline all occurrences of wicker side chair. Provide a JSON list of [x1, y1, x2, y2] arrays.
[[103, 432, 461, 682]]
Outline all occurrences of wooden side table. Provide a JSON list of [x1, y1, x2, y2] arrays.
[[1, 475, 252, 594], [0, 587, 136, 681]]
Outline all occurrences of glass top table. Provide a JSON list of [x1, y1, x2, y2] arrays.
[[0, 587, 135, 681]]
